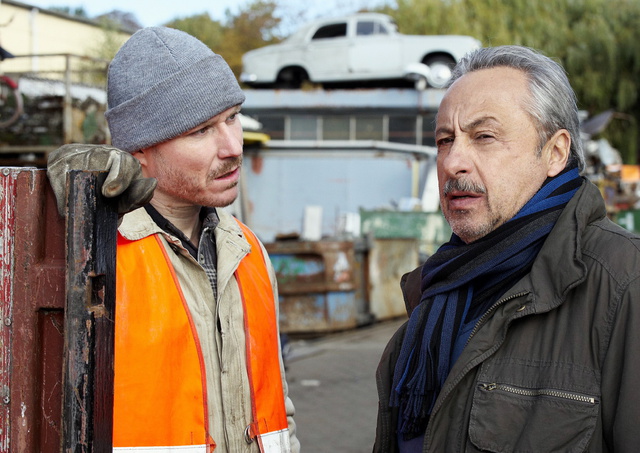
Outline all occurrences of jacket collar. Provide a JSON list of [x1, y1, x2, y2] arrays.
[[119, 206, 166, 241], [502, 178, 605, 312], [119, 206, 251, 296], [119, 205, 247, 248]]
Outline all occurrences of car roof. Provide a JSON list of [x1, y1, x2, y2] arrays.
[[306, 12, 392, 27], [284, 12, 394, 43]]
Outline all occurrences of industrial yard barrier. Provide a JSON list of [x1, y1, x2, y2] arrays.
[[0, 167, 117, 452]]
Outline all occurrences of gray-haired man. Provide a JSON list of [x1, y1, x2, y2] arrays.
[[374, 45, 640, 452]]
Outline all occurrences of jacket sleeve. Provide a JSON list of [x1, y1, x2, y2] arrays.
[[260, 240, 301, 453], [600, 274, 640, 452]]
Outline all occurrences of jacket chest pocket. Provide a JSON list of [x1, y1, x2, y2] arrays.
[[468, 360, 600, 453]]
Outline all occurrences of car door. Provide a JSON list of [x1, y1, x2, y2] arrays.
[[348, 18, 402, 78], [304, 21, 350, 81]]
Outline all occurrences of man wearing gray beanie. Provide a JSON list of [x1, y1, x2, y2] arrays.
[[47, 27, 299, 453]]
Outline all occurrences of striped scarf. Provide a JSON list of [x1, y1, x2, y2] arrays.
[[390, 165, 583, 439]]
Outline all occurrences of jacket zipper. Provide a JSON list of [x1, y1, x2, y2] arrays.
[[480, 382, 596, 404], [424, 292, 530, 449], [464, 291, 529, 348]]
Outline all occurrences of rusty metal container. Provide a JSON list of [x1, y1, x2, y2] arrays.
[[360, 210, 451, 320], [367, 238, 420, 320], [1, 168, 116, 452], [265, 240, 362, 334]]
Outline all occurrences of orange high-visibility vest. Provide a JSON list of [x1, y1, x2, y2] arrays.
[[113, 220, 289, 452]]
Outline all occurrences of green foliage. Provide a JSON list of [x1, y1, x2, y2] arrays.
[[378, 0, 640, 163], [165, 1, 281, 81], [96, 10, 143, 32], [220, 1, 281, 78], [164, 13, 225, 52]]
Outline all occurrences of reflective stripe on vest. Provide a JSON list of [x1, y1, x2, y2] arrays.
[[113, 220, 289, 452], [235, 222, 290, 452], [114, 447, 206, 453]]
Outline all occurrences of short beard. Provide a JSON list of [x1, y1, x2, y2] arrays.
[[153, 153, 244, 208], [442, 177, 492, 243]]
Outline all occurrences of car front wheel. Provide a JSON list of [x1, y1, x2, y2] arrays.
[[275, 67, 309, 89]]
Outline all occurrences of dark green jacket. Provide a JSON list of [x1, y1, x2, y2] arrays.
[[374, 180, 640, 452]]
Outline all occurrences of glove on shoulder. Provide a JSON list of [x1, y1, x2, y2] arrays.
[[47, 144, 157, 216]]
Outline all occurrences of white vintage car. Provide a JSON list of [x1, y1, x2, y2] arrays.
[[241, 13, 482, 90]]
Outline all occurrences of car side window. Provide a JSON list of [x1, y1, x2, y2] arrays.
[[312, 23, 347, 40], [356, 20, 388, 36]]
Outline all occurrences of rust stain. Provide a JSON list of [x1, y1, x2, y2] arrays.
[[88, 303, 108, 318], [251, 155, 264, 174]]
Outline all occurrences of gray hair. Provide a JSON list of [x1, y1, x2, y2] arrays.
[[447, 45, 584, 170]]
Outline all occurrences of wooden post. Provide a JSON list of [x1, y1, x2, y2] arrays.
[[61, 170, 117, 453]]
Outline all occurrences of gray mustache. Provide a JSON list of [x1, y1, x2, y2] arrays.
[[443, 178, 486, 195]]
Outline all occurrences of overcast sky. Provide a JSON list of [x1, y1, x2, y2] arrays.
[[23, 0, 392, 31]]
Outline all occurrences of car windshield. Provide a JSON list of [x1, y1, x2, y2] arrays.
[[312, 23, 348, 40]]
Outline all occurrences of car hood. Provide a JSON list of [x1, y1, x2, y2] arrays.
[[243, 42, 293, 58]]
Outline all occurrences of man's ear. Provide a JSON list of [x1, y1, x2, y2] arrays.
[[131, 148, 145, 164], [131, 148, 150, 177], [544, 129, 571, 178]]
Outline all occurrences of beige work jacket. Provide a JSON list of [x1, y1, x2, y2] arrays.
[[119, 207, 299, 453]]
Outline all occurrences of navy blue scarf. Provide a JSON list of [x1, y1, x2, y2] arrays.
[[390, 166, 582, 439]]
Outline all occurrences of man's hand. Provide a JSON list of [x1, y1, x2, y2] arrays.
[[47, 144, 157, 216]]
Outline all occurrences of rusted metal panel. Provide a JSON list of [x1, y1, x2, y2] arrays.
[[1, 167, 66, 453], [367, 238, 420, 320], [0, 168, 20, 452], [278, 292, 358, 333], [0, 168, 116, 452], [360, 210, 451, 256], [265, 240, 360, 334], [38, 310, 65, 452]]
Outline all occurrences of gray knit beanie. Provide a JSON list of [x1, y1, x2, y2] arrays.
[[104, 27, 245, 152]]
